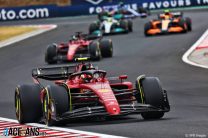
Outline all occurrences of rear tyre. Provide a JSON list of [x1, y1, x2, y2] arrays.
[[44, 85, 70, 126], [89, 41, 102, 61], [120, 20, 129, 33], [89, 23, 99, 34], [15, 84, 42, 124], [100, 39, 113, 57], [135, 77, 168, 120], [128, 20, 133, 32], [144, 22, 152, 36], [45, 44, 58, 64], [185, 17, 192, 31]]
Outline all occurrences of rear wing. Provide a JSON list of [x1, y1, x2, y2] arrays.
[[32, 65, 76, 81], [158, 12, 183, 19], [70, 32, 102, 41], [172, 12, 183, 17]]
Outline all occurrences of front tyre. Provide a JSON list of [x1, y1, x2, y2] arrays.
[[135, 77, 169, 120], [44, 85, 70, 126], [120, 20, 129, 33], [185, 17, 192, 31], [144, 22, 152, 36], [128, 20, 133, 32], [15, 84, 42, 124], [178, 19, 187, 33], [89, 41, 102, 61]]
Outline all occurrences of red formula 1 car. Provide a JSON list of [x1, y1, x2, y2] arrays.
[[15, 60, 170, 126], [45, 32, 113, 64], [144, 11, 192, 36]]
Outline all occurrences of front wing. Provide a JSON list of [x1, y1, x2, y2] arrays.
[[92, 28, 127, 35], [147, 26, 185, 35], [51, 103, 170, 122]]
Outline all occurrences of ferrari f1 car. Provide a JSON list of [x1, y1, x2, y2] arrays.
[[45, 32, 113, 64], [15, 60, 170, 126], [144, 10, 192, 36]]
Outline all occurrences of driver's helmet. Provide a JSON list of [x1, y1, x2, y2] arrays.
[[76, 32, 82, 38], [89, 63, 95, 70], [81, 74, 92, 83], [109, 7, 114, 12], [163, 9, 172, 19], [164, 9, 170, 15], [72, 35, 78, 40], [107, 17, 113, 22], [118, 1, 124, 7]]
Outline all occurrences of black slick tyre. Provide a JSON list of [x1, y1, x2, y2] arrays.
[[144, 22, 152, 36], [100, 39, 113, 57], [44, 85, 70, 126], [178, 19, 187, 33], [185, 17, 192, 31], [136, 77, 166, 120], [128, 20, 133, 32], [15, 84, 42, 124], [45, 44, 58, 64], [120, 20, 129, 33], [89, 41, 102, 61]]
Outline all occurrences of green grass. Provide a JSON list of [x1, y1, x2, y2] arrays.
[[0, 26, 38, 41]]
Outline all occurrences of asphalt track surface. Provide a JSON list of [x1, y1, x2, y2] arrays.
[[0, 10, 208, 138]]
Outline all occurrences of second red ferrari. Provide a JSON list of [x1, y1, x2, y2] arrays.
[[45, 32, 113, 64]]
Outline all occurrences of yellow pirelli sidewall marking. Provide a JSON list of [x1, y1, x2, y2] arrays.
[[15, 87, 21, 121], [137, 80, 144, 104], [44, 88, 50, 122], [62, 84, 72, 112], [68, 87, 72, 112]]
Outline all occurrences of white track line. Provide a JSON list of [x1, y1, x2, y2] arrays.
[[182, 29, 208, 69], [0, 117, 127, 138], [0, 24, 57, 48]]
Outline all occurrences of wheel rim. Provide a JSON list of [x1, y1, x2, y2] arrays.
[[96, 44, 101, 59], [44, 92, 52, 125], [15, 89, 21, 121], [44, 95, 50, 125], [95, 49, 99, 57], [44, 97, 47, 114], [110, 43, 113, 55]]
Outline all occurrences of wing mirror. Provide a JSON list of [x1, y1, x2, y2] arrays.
[[119, 75, 128, 80]]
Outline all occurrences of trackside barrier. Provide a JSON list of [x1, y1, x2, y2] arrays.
[[0, 0, 208, 21]]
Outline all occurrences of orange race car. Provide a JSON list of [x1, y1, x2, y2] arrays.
[[144, 10, 192, 36]]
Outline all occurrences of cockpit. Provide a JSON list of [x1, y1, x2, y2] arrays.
[[70, 70, 106, 83]]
